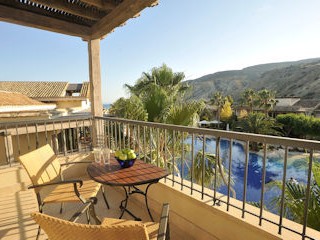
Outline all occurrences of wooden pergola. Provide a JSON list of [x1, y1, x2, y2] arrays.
[[0, 0, 158, 117]]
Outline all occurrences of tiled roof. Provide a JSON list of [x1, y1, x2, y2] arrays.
[[80, 82, 90, 98], [293, 99, 320, 108], [0, 91, 56, 113], [275, 98, 300, 107], [0, 91, 46, 106], [0, 82, 68, 98]]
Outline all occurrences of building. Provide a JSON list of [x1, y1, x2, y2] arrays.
[[0, 91, 55, 122], [0, 81, 91, 117], [272, 98, 320, 117], [235, 98, 320, 118]]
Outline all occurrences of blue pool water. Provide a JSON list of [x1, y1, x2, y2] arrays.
[[180, 137, 311, 210]]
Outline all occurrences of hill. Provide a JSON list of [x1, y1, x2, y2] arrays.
[[184, 58, 320, 101]]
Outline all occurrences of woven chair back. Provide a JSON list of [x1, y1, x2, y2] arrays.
[[31, 212, 149, 240], [19, 144, 61, 188]]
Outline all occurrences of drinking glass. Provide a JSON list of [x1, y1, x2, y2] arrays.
[[102, 148, 111, 166], [93, 148, 102, 163]]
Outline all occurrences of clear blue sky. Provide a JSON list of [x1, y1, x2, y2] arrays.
[[1, 0, 320, 103]]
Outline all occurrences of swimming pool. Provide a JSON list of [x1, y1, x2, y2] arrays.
[[181, 137, 312, 212]]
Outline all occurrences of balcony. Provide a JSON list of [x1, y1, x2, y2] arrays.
[[0, 116, 319, 240]]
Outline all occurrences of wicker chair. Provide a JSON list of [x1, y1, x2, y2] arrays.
[[18, 144, 109, 239], [31, 203, 170, 240]]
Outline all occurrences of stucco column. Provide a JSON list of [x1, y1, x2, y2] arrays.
[[88, 39, 103, 117], [88, 39, 103, 147]]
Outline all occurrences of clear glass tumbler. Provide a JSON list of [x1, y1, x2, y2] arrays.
[[93, 148, 102, 163], [102, 148, 111, 166]]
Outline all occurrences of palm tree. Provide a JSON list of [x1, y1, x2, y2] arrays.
[[125, 63, 187, 100], [268, 162, 320, 230], [109, 96, 148, 121], [238, 112, 281, 135], [164, 101, 205, 126], [210, 91, 226, 121], [125, 64, 188, 122], [193, 151, 236, 197], [111, 65, 235, 198], [238, 112, 282, 150], [240, 88, 256, 113], [256, 89, 277, 116]]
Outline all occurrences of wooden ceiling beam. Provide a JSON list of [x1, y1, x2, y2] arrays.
[[80, 0, 117, 10], [90, 0, 158, 39], [0, 5, 91, 38], [31, 0, 104, 21]]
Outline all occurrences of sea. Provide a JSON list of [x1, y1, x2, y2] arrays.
[[103, 103, 111, 110]]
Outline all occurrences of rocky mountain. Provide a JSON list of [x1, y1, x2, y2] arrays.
[[184, 58, 320, 101]]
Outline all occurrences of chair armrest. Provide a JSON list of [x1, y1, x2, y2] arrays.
[[157, 203, 170, 240], [28, 179, 83, 189], [28, 179, 86, 202]]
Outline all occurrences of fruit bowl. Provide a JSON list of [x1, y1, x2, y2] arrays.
[[114, 148, 137, 168], [115, 157, 136, 168]]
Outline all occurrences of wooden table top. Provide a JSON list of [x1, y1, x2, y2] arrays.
[[87, 157, 169, 186]]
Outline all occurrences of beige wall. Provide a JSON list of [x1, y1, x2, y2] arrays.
[[0, 115, 50, 123], [0, 131, 57, 165], [56, 100, 83, 109], [133, 178, 320, 240], [143, 181, 279, 240]]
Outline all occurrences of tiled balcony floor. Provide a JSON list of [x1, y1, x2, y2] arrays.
[[0, 185, 162, 240]]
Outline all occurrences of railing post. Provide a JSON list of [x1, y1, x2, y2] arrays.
[[52, 134, 59, 155], [1, 131, 14, 166]]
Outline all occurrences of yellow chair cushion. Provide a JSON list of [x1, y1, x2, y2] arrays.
[[43, 179, 101, 203]]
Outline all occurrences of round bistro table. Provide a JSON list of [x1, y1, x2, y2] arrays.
[[87, 157, 169, 221]]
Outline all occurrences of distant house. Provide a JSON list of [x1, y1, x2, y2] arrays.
[[235, 98, 320, 118], [0, 81, 91, 117], [272, 98, 320, 117], [0, 82, 91, 162], [0, 91, 55, 122]]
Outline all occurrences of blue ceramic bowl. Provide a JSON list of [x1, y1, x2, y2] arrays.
[[115, 157, 136, 168]]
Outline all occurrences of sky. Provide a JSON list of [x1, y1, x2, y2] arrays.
[[1, 0, 320, 103]]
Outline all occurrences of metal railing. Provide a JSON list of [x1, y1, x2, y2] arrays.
[[0, 116, 93, 166], [1, 116, 320, 239], [96, 116, 320, 240]]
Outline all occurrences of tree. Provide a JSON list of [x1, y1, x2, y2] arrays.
[[124, 64, 188, 122], [276, 113, 320, 139], [192, 151, 236, 198], [256, 89, 277, 116], [125, 63, 187, 101], [210, 91, 226, 121], [238, 112, 281, 135], [240, 88, 256, 113], [111, 65, 229, 195], [268, 161, 320, 231], [164, 101, 205, 126], [109, 96, 148, 121], [238, 112, 282, 150], [220, 100, 233, 121]]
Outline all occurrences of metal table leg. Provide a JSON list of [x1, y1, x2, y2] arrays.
[[119, 182, 157, 221]]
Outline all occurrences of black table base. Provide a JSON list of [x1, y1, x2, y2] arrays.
[[119, 182, 157, 221]]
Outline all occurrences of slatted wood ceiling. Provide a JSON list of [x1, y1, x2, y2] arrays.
[[0, 0, 158, 39]]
